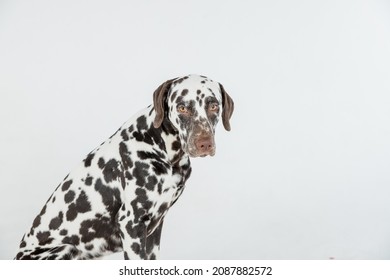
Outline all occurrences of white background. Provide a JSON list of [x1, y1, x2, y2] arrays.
[[1, 0, 390, 260]]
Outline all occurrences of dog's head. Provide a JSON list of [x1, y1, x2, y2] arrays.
[[153, 75, 234, 158]]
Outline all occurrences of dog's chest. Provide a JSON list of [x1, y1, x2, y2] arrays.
[[145, 158, 191, 211]]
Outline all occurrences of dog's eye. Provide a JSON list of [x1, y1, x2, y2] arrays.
[[209, 103, 219, 112], [177, 105, 189, 114]]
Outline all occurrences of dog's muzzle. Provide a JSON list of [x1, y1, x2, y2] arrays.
[[187, 123, 216, 157]]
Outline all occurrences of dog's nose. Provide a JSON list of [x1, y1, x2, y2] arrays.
[[195, 137, 214, 154]]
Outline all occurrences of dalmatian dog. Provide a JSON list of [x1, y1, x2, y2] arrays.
[[15, 74, 234, 260]]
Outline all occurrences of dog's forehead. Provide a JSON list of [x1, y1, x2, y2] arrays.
[[170, 75, 222, 103]]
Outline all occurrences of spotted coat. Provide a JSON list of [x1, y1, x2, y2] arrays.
[[15, 74, 234, 260]]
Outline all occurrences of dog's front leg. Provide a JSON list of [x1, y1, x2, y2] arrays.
[[145, 220, 164, 260], [118, 204, 149, 260]]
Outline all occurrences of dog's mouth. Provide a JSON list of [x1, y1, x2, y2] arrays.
[[188, 149, 216, 158]]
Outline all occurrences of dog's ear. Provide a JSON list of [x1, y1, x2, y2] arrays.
[[219, 83, 234, 131], [153, 78, 176, 128]]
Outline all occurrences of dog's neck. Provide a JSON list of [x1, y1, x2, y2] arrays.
[[145, 110, 187, 166], [160, 119, 185, 165]]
